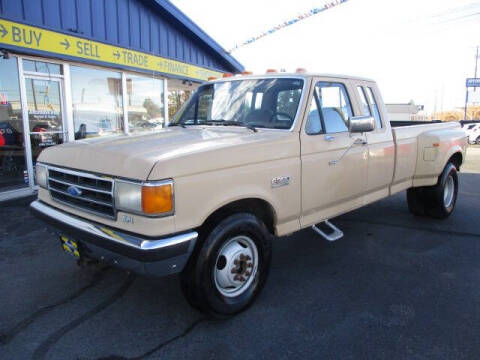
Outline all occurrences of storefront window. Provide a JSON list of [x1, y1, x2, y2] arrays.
[[23, 59, 62, 75], [0, 58, 27, 191], [70, 66, 123, 139], [126, 74, 165, 132]]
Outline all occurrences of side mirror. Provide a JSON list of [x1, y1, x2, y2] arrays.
[[349, 116, 375, 133]]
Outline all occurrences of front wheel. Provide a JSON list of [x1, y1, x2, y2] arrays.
[[181, 213, 272, 317]]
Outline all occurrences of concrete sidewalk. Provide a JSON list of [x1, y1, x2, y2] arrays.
[[462, 145, 480, 173]]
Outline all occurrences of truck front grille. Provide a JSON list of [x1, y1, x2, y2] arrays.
[[47, 166, 115, 219]]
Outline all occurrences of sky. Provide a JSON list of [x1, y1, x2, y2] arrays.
[[170, 0, 480, 114]]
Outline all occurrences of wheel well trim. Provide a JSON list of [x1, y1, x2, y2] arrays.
[[198, 196, 278, 235], [444, 147, 463, 170]]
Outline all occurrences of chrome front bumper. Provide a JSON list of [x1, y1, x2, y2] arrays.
[[30, 200, 198, 276]]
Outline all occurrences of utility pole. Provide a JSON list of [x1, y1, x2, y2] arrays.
[[464, 46, 479, 120], [474, 45, 479, 92]]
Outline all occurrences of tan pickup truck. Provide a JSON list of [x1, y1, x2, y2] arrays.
[[31, 73, 467, 316]]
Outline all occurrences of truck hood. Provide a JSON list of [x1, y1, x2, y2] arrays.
[[38, 127, 298, 180]]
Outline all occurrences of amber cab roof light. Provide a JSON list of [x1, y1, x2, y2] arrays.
[[222, 73, 233, 78], [241, 71, 253, 75], [266, 69, 278, 73], [296, 68, 307, 73], [207, 76, 217, 81]]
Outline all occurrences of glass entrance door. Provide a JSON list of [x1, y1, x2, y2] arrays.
[[24, 76, 65, 164], [0, 57, 27, 192]]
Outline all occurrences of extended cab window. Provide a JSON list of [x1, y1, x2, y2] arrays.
[[316, 82, 353, 133], [356, 86, 371, 116], [172, 78, 304, 130], [365, 87, 383, 129]]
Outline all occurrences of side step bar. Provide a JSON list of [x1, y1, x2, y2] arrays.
[[312, 220, 344, 241]]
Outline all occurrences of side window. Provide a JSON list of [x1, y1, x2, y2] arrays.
[[316, 82, 353, 133], [305, 97, 323, 135], [356, 86, 371, 116], [366, 87, 383, 129], [181, 87, 213, 124], [197, 91, 213, 121]]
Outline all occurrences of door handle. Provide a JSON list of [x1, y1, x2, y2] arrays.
[[353, 138, 367, 145], [324, 135, 335, 142]]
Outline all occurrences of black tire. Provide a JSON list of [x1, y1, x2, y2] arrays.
[[476, 136, 480, 145], [424, 163, 458, 219], [406, 187, 427, 216], [180, 213, 272, 317], [407, 163, 459, 219]]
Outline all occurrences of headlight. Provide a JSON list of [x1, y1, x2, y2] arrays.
[[35, 164, 48, 189], [114, 179, 174, 216]]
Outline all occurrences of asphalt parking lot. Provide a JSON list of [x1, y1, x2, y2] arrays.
[[1, 148, 479, 360]]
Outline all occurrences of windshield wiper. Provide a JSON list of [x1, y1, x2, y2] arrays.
[[205, 120, 257, 133]]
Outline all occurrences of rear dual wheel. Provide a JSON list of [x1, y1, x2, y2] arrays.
[[181, 213, 272, 317], [407, 162, 458, 219]]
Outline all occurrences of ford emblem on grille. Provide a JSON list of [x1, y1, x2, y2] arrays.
[[67, 185, 82, 197]]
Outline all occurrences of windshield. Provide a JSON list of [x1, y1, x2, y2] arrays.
[[171, 78, 304, 130]]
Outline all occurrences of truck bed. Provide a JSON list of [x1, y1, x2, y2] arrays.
[[390, 121, 464, 193]]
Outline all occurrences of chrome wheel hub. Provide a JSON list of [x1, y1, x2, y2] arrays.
[[214, 235, 258, 297], [443, 174, 455, 208]]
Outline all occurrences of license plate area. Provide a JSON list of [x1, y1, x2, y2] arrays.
[[60, 236, 81, 258]]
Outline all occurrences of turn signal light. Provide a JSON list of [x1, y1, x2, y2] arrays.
[[141, 183, 173, 214]]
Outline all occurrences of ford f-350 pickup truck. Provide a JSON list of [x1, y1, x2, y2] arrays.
[[31, 73, 467, 316]]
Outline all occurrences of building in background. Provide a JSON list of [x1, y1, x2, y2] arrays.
[[0, 0, 243, 200], [385, 101, 425, 121]]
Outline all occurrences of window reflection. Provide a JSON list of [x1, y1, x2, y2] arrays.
[[168, 90, 193, 119], [366, 87, 383, 129], [25, 78, 64, 163], [70, 66, 123, 139], [356, 86, 372, 117], [0, 57, 27, 191], [126, 74, 165, 133], [316, 82, 353, 133], [173, 79, 304, 130], [23, 59, 62, 75], [25, 79, 63, 132]]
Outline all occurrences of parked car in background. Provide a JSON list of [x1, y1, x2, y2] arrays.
[[465, 123, 480, 144], [31, 72, 467, 317]]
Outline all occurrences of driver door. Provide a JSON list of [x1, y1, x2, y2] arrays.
[[300, 79, 368, 226]]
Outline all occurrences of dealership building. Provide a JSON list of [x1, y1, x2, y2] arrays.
[[0, 0, 243, 200]]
